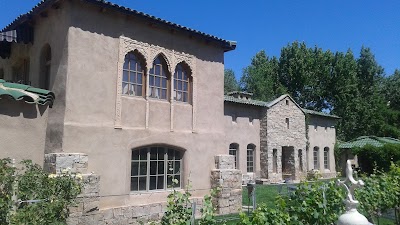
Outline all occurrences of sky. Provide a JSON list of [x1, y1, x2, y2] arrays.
[[1, 0, 400, 79]]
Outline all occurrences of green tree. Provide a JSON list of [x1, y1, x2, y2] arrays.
[[240, 50, 285, 102], [224, 69, 239, 94]]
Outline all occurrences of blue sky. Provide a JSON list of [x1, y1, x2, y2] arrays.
[[1, 0, 399, 79]]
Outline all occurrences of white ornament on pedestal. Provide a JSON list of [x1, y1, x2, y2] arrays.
[[336, 160, 373, 225]]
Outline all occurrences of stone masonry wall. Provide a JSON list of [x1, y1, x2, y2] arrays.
[[211, 155, 242, 215], [260, 96, 307, 183], [45, 153, 205, 225]]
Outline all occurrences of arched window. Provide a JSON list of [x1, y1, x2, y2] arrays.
[[313, 147, 319, 170], [40, 44, 51, 89], [174, 63, 191, 103], [272, 149, 278, 173], [324, 147, 329, 169], [298, 149, 303, 172], [229, 143, 239, 169], [122, 51, 145, 96], [149, 55, 169, 100], [131, 146, 182, 191], [247, 144, 255, 173]]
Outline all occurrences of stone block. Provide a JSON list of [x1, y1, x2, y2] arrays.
[[44, 153, 89, 174], [214, 155, 235, 169]]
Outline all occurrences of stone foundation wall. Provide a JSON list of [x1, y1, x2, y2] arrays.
[[211, 155, 242, 215]]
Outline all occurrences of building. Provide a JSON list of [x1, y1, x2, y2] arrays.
[[0, 0, 338, 223]]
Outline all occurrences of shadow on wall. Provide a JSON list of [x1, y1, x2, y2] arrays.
[[0, 98, 47, 118]]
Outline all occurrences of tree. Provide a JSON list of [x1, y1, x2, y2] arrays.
[[224, 69, 239, 94], [240, 50, 285, 102]]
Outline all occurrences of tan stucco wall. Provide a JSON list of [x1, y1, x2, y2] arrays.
[[307, 116, 337, 177], [0, 98, 49, 165], [261, 97, 307, 182], [223, 102, 261, 180], [55, 0, 227, 208]]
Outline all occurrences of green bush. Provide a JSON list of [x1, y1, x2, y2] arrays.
[[353, 143, 400, 174], [0, 158, 81, 225]]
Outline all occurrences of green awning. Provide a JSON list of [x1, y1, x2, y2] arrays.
[[0, 79, 55, 107], [338, 136, 400, 149]]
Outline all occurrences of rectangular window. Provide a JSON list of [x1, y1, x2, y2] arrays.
[[247, 145, 255, 173], [229, 144, 238, 169], [285, 118, 289, 129], [313, 147, 319, 170], [324, 148, 329, 169]]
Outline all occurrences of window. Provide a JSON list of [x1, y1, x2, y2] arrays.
[[324, 147, 329, 169], [149, 56, 169, 99], [229, 143, 239, 169], [298, 149, 303, 172], [123, 51, 145, 96], [174, 63, 191, 103], [272, 149, 278, 173], [285, 99, 289, 105], [247, 144, 255, 173], [131, 146, 182, 191], [285, 118, 290, 129], [40, 44, 51, 89], [0, 68, 4, 79], [313, 147, 319, 170]]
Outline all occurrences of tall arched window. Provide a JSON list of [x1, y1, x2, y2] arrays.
[[229, 143, 239, 169], [313, 147, 319, 170], [149, 55, 169, 100], [324, 147, 330, 169], [174, 63, 191, 103], [272, 149, 278, 173], [131, 146, 182, 191], [122, 51, 145, 96], [40, 44, 51, 89], [247, 144, 255, 173]]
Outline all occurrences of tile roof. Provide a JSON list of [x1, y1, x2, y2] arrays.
[[224, 95, 268, 107], [338, 136, 400, 149], [302, 108, 340, 119], [1, 0, 236, 52], [0, 79, 55, 107]]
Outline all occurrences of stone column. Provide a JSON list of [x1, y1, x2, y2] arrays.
[[211, 155, 242, 215]]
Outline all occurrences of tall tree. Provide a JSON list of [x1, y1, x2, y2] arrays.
[[224, 69, 239, 94], [240, 50, 285, 101]]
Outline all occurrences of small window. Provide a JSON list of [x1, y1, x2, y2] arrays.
[[174, 63, 191, 103], [324, 147, 329, 169], [149, 56, 169, 100], [285, 99, 289, 105], [272, 149, 278, 173], [285, 118, 289, 129], [229, 143, 239, 169], [122, 51, 145, 97], [247, 144, 255, 173], [131, 146, 182, 191], [313, 147, 319, 170]]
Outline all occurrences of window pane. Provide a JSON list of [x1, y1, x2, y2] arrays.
[[183, 93, 188, 103], [150, 75, 154, 85], [137, 73, 142, 84], [150, 161, 157, 175], [175, 151, 182, 160], [178, 81, 182, 90], [178, 70, 182, 79], [183, 82, 188, 91], [129, 84, 135, 95], [124, 60, 129, 70], [155, 65, 161, 75], [136, 85, 142, 96], [131, 177, 138, 191], [131, 162, 139, 176], [139, 162, 147, 175], [174, 161, 180, 174], [137, 62, 142, 71], [183, 72, 187, 81], [157, 176, 164, 189], [150, 148, 157, 160], [132, 151, 139, 160], [140, 149, 147, 160], [158, 161, 165, 174], [139, 177, 146, 191], [174, 175, 180, 188], [130, 73, 136, 83], [150, 176, 156, 190], [123, 71, 129, 82], [161, 89, 167, 99], [155, 77, 160, 87], [162, 78, 167, 88]]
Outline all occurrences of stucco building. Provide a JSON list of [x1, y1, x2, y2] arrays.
[[0, 0, 338, 223]]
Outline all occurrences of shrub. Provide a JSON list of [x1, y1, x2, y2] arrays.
[[353, 143, 400, 174], [0, 158, 81, 225]]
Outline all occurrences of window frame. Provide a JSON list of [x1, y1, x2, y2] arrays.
[[246, 144, 255, 173], [122, 51, 146, 97], [229, 143, 239, 169], [174, 63, 191, 104], [323, 147, 329, 170], [149, 56, 169, 100], [131, 146, 182, 192], [313, 147, 319, 170]]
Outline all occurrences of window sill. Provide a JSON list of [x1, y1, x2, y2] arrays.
[[121, 95, 146, 101], [174, 101, 192, 106], [129, 188, 183, 195]]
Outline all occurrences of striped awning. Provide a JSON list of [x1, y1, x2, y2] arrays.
[[0, 30, 17, 42]]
